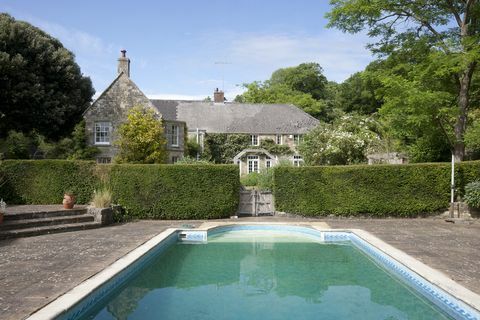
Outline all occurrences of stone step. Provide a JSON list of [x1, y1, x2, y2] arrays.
[[0, 221, 102, 240], [0, 214, 95, 231], [4, 208, 87, 221]]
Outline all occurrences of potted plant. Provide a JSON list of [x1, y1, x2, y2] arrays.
[[0, 199, 6, 224], [63, 191, 76, 209], [464, 181, 480, 217]]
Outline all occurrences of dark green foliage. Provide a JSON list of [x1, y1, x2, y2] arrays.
[[108, 164, 239, 219], [0, 160, 240, 220], [259, 139, 293, 156], [337, 70, 383, 114], [0, 13, 95, 140], [186, 137, 201, 159], [4, 131, 30, 159], [270, 63, 328, 100], [0, 160, 99, 204], [273, 161, 480, 216], [202, 133, 250, 163], [0, 121, 99, 160]]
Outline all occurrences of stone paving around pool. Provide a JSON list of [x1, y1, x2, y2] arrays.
[[0, 217, 479, 320]]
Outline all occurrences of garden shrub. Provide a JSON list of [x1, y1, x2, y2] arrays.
[[240, 172, 260, 187], [464, 181, 480, 208], [108, 164, 239, 219], [0, 160, 240, 220], [273, 161, 480, 217], [0, 160, 99, 204]]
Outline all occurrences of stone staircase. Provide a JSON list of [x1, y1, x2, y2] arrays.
[[0, 205, 102, 240]]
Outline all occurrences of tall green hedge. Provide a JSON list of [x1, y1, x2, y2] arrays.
[[0, 160, 240, 219], [108, 164, 240, 219], [273, 161, 480, 217], [0, 160, 99, 204]]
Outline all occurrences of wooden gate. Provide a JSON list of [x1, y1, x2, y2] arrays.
[[238, 190, 274, 216]]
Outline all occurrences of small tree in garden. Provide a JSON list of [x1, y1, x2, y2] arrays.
[[115, 106, 167, 164]]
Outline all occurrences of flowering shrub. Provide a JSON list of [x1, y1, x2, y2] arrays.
[[298, 115, 381, 165]]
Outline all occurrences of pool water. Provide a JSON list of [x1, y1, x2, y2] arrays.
[[79, 231, 452, 320]]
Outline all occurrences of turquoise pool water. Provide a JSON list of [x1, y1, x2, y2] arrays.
[[78, 231, 453, 320]]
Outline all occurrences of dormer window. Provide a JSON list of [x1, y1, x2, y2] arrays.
[[94, 122, 111, 145]]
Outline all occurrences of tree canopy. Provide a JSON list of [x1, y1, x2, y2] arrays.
[[270, 63, 328, 100], [0, 13, 94, 140], [327, 0, 480, 160], [235, 63, 336, 121]]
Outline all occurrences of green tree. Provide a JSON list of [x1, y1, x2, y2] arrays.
[[465, 109, 480, 158], [115, 106, 167, 164], [327, 0, 480, 161], [337, 62, 384, 114], [237, 81, 330, 120], [0, 13, 94, 140], [298, 115, 381, 165], [373, 47, 461, 162], [235, 63, 335, 120], [270, 62, 328, 100]]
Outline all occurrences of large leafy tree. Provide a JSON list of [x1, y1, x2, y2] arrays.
[[337, 61, 384, 115], [235, 63, 335, 120], [327, 0, 480, 161], [270, 63, 328, 100], [0, 13, 94, 140], [115, 106, 167, 164]]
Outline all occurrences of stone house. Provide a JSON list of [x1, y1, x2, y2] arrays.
[[84, 51, 319, 170], [83, 51, 185, 164], [153, 91, 319, 174]]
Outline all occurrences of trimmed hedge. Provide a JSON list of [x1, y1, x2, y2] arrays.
[[0, 160, 240, 219], [108, 164, 240, 219], [0, 160, 99, 204], [273, 161, 480, 217]]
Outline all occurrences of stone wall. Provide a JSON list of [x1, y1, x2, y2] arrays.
[[84, 73, 184, 163]]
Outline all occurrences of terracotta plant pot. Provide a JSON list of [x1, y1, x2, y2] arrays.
[[63, 193, 76, 209]]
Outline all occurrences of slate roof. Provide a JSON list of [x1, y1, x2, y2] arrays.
[[150, 100, 319, 134]]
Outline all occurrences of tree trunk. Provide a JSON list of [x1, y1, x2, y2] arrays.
[[454, 61, 476, 161]]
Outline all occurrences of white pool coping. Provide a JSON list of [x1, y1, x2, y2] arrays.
[[26, 222, 480, 319]]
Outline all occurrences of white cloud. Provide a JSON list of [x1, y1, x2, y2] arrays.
[[33, 20, 114, 58], [227, 31, 374, 82]]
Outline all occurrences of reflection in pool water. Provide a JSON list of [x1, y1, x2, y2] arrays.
[[81, 232, 451, 320]]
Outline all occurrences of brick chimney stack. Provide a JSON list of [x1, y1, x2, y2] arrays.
[[117, 49, 130, 77], [213, 88, 225, 103]]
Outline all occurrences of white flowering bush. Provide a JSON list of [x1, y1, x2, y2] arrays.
[[299, 115, 381, 165]]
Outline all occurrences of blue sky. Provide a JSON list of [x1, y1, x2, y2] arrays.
[[1, 0, 375, 100]]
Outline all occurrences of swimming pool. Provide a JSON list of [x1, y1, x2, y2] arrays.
[[28, 225, 480, 320]]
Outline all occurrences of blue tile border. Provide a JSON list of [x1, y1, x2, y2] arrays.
[[56, 225, 480, 320], [209, 225, 479, 320]]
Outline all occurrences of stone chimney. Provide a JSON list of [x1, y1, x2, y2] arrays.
[[117, 49, 130, 77], [213, 88, 225, 103]]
